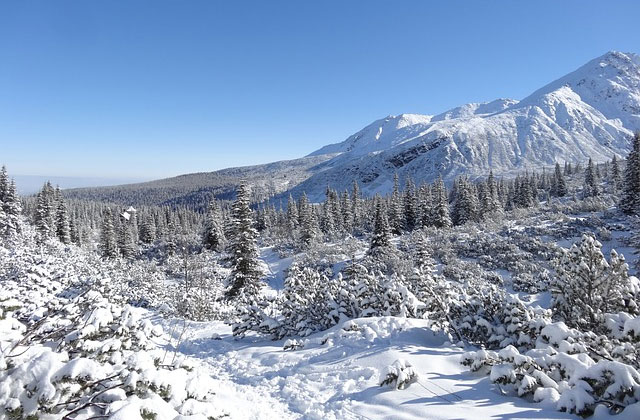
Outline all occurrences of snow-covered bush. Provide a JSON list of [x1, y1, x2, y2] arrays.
[[551, 235, 639, 331], [379, 359, 418, 390]]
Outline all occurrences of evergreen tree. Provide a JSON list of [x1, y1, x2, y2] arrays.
[[403, 177, 417, 231], [389, 173, 404, 234], [203, 200, 225, 251], [99, 208, 118, 258], [432, 176, 452, 229], [583, 157, 600, 198], [452, 177, 478, 225], [551, 235, 637, 330], [34, 183, 55, 242], [226, 184, 263, 300], [298, 192, 318, 247], [118, 216, 136, 260], [370, 195, 391, 250], [621, 132, 640, 215], [0, 169, 21, 239], [139, 214, 157, 244], [611, 155, 622, 193], [552, 162, 567, 197], [54, 186, 71, 244], [286, 194, 299, 233]]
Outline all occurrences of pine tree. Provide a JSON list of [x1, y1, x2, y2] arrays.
[[432, 176, 452, 228], [583, 157, 600, 198], [552, 162, 567, 197], [139, 214, 157, 244], [0, 169, 21, 239], [118, 216, 136, 260], [551, 235, 637, 330], [389, 173, 404, 234], [452, 178, 478, 225], [404, 177, 417, 231], [621, 132, 640, 215], [611, 155, 622, 193], [54, 186, 71, 244], [99, 208, 118, 258], [203, 200, 225, 251], [370, 195, 391, 250], [286, 194, 299, 234], [351, 180, 362, 234], [226, 184, 263, 300], [34, 183, 55, 242], [482, 170, 501, 215], [298, 192, 318, 247]]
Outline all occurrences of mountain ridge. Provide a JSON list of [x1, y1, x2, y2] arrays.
[[65, 51, 640, 206]]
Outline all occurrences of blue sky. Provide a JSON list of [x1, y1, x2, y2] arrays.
[[1, 0, 639, 179]]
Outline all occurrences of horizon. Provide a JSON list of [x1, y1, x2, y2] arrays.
[[2, 0, 640, 180]]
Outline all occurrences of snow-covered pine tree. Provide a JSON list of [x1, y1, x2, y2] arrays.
[[370, 194, 391, 250], [482, 170, 502, 215], [286, 193, 299, 234], [621, 132, 640, 215], [551, 234, 638, 330], [583, 157, 600, 198], [452, 177, 478, 225], [552, 162, 568, 197], [389, 173, 404, 234], [118, 215, 136, 260], [54, 186, 71, 244], [340, 190, 353, 234], [298, 192, 318, 247], [203, 200, 225, 251], [34, 183, 55, 242], [432, 176, 452, 229], [0, 170, 21, 239], [226, 183, 263, 300], [404, 177, 418, 231], [99, 208, 118, 258], [139, 214, 156, 244], [611, 155, 622, 193]]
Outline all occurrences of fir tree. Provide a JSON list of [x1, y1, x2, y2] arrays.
[[552, 162, 567, 197], [551, 235, 637, 330], [432, 176, 452, 229], [389, 173, 404, 234], [226, 183, 263, 300], [298, 192, 318, 247], [583, 157, 600, 198], [621, 132, 640, 215], [370, 195, 391, 250], [54, 186, 71, 244], [139, 214, 157, 244], [403, 177, 417, 231], [611, 155, 622, 193], [118, 216, 136, 260], [99, 208, 118, 258], [203, 200, 225, 251], [0, 169, 21, 239]]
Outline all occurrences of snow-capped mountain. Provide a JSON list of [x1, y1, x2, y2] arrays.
[[293, 51, 640, 200], [65, 51, 640, 206]]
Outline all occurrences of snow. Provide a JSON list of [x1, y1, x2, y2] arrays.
[[165, 316, 578, 419]]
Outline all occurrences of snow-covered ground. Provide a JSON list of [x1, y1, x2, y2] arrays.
[[158, 316, 579, 420]]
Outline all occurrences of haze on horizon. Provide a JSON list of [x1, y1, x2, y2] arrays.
[[1, 0, 640, 180]]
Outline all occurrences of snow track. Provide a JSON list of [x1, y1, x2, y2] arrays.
[[163, 317, 578, 420]]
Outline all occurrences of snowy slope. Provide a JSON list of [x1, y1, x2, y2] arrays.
[[170, 316, 582, 420], [293, 51, 640, 200]]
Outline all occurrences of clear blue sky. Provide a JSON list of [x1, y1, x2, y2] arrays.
[[1, 0, 639, 179]]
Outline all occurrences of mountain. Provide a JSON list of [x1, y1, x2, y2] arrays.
[[63, 154, 334, 209], [292, 51, 640, 200], [66, 51, 640, 206]]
